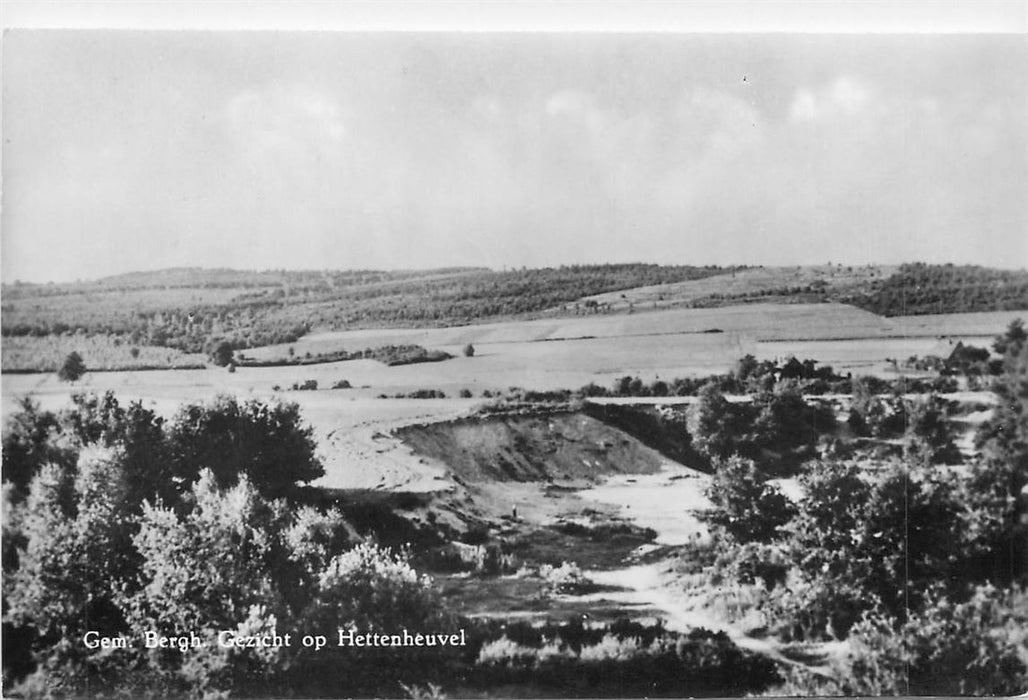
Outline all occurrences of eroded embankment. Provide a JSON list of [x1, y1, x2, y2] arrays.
[[393, 409, 673, 484]]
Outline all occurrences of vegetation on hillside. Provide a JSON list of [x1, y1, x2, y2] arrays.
[[841, 262, 1028, 316], [5, 261, 1025, 372], [1, 264, 737, 363]]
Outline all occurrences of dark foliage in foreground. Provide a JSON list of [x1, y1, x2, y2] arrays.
[[467, 618, 781, 697], [2, 392, 323, 506]]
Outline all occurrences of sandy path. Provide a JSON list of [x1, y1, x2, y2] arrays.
[[577, 460, 840, 677]]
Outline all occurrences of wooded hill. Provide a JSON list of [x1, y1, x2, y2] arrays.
[[839, 263, 1028, 316], [1, 264, 739, 354], [2, 262, 1025, 369]]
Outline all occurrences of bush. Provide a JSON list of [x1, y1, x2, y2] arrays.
[[701, 457, 796, 544], [538, 561, 593, 595], [472, 619, 781, 694], [768, 459, 988, 641], [57, 351, 86, 382], [905, 394, 962, 465], [695, 384, 756, 460], [815, 585, 1028, 695], [694, 383, 828, 473], [209, 340, 234, 367], [167, 395, 323, 498], [302, 543, 450, 635], [4, 448, 139, 692], [1, 398, 76, 501]]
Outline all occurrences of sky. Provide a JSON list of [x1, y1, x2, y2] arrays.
[[2, 24, 1027, 282]]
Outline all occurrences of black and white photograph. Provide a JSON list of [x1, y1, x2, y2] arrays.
[[2, 2, 1027, 697]]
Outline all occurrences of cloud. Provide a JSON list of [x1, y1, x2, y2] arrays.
[[3, 35, 1023, 282], [224, 85, 345, 157], [790, 76, 871, 122]]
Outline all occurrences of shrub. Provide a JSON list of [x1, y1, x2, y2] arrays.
[[4, 449, 138, 692], [904, 395, 962, 465], [701, 457, 796, 544], [1, 398, 76, 501], [816, 585, 1028, 695], [57, 351, 86, 382], [209, 340, 235, 367], [769, 459, 988, 640], [166, 395, 323, 498], [302, 543, 449, 635], [538, 561, 592, 595]]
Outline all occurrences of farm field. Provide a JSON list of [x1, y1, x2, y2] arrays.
[[243, 304, 1024, 359], [5, 303, 1020, 425]]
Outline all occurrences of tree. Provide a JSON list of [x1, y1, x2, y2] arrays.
[[702, 456, 796, 544], [1, 399, 75, 502], [970, 327, 1028, 583], [167, 395, 324, 498], [905, 395, 961, 465], [5, 448, 138, 692], [733, 354, 759, 382], [57, 351, 86, 382], [774, 459, 981, 640], [210, 340, 234, 367], [992, 318, 1026, 357], [694, 383, 756, 461], [749, 382, 826, 471]]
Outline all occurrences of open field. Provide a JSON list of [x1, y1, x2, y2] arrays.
[[6, 302, 1020, 424], [243, 303, 1024, 358], [1, 334, 206, 372]]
